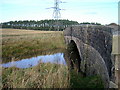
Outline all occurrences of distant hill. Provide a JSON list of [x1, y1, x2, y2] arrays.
[[1, 19, 79, 31], [80, 22, 101, 25]]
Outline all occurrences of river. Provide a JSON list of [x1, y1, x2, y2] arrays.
[[1, 53, 66, 68]]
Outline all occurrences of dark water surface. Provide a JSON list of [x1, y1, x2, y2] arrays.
[[1, 53, 66, 68]]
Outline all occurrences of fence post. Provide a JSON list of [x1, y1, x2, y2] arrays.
[[112, 34, 120, 89]]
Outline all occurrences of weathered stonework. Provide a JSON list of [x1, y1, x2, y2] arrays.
[[64, 25, 113, 88]]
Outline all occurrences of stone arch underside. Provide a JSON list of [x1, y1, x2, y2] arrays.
[[67, 40, 82, 73]]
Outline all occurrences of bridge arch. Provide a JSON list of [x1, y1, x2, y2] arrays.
[[64, 35, 110, 88], [67, 40, 82, 73]]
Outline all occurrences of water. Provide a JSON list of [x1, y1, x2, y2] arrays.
[[1, 53, 66, 68]]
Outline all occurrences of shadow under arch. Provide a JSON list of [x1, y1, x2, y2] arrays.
[[65, 40, 83, 73]]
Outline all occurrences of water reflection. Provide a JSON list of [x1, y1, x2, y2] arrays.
[[2, 53, 66, 68]]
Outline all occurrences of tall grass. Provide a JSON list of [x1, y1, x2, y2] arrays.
[[2, 63, 69, 88], [2, 63, 104, 88]]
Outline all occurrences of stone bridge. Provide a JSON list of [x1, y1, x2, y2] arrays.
[[63, 25, 113, 88]]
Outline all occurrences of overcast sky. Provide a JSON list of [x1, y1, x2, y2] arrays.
[[0, 0, 119, 24]]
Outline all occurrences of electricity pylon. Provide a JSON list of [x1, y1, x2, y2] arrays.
[[46, 0, 66, 31]]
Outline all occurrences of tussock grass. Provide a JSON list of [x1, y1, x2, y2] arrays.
[[2, 63, 69, 88], [2, 29, 66, 63]]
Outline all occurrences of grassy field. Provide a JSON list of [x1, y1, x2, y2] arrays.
[[2, 29, 66, 63]]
